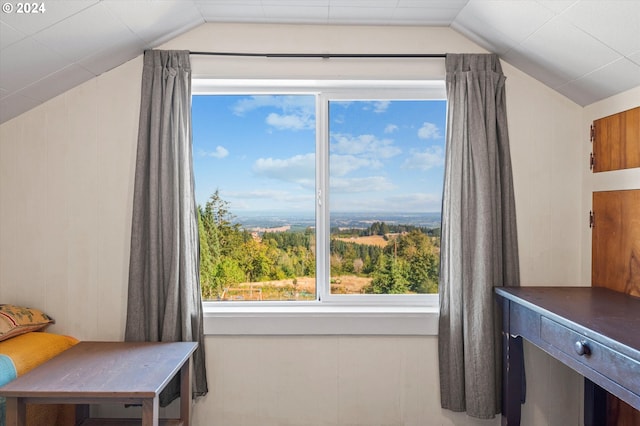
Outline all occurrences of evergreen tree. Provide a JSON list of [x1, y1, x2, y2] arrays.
[[365, 254, 410, 294], [394, 230, 439, 294], [198, 209, 218, 299]]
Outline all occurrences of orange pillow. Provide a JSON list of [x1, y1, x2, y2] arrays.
[[0, 304, 54, 342]]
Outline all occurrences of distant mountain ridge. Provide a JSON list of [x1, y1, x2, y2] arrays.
[[236, 211, 441, 232]]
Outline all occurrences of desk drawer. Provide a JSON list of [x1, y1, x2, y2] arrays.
[[540, 317, 640, 396]]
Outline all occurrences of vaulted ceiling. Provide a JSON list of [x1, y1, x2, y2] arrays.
[[1, 0, 639, 124]]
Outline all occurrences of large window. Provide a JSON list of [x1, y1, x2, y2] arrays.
[[192, 80, 446, 304]]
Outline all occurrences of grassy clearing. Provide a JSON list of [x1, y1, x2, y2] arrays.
[[216, 275, 372, 301], [334, 235, 389, 248]]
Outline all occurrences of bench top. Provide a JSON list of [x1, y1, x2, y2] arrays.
[[0, 341, 197, 399]]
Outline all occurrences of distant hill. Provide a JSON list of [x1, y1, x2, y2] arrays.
[[236, 211, 441, 232]]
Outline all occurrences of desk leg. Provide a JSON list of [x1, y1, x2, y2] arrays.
[[502, 333, 524, 426], [4, 397, 25, 426], [76, 404, 90, 425], [180, 359, 192, 426], [141, 396, 159, 426], [584, 378, 607, 426], [501, 296, 524, 426]]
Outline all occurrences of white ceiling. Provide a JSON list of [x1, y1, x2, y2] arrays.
[[1, 0, 640, 124]]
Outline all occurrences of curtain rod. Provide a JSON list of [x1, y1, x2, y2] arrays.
[[190, 51, 446, 59]]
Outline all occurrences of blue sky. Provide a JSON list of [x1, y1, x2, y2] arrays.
[[192, 95, 446, 214]]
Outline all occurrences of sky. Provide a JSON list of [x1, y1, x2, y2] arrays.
[[192, 94, 446, 215]]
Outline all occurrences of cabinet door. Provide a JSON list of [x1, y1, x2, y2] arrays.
[[592, 106, 640, 172], [592, 189, 640, 425]]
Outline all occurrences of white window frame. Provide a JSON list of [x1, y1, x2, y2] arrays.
[[193, 79, 445, 336]]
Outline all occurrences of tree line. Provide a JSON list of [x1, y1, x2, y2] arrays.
[[333, 221, 440, 238], [198, 190, 440, 299]]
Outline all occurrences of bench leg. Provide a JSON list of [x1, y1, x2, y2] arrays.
[[180, 359, 192, 425], [141, 396, 159, 426], [4, 397, 26, 426]]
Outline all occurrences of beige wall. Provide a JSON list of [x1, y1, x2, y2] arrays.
[[0, 58, 140, 341], [0, 23, 602, 425]]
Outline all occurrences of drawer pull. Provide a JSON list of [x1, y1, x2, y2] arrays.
[[575, 340, 591, 356]]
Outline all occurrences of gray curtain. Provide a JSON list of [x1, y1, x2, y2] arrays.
[[438, 53, 520, 419], [126, 50, 208, 405]]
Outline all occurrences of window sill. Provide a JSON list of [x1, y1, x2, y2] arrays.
[[202, 304, 439, 336]]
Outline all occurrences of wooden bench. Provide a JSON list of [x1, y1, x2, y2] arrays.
[[0, 341, 197, 426]]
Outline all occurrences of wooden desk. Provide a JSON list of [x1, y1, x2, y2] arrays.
[[495, 287, 640, 426], [0, 341, 197, 426]]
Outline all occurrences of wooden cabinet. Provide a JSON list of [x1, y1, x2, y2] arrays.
[[591, 106, 640, 172], [590, 105, 640, 425], [592, 190, 640, 425], [592, 190, 640, 297]]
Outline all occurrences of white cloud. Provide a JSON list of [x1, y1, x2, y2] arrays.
[[330, 154, 382, 177], [224, 190, 315, 211], [384, 124, 398, 134], [386, 192, 442, 211], [227, 189, 290, 200], [402, 146, 445, 171], [418, 122, 441, 140], [373, 101, 390, 113], [252, 153, 315, 187], [266, 112, 314, 131], [330, 176, 395, 193], [227, 189, 313, 203], [333, 192, 441, 213], [232, 95, 313, 115], [232, 96, 274, 116], [199, 145, 229, 159], [231, 95, 315, 132], [331, 133, 401, 159], [359, 101, 390, 114]]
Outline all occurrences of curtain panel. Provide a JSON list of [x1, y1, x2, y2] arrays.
[[438, 53, 520, 419], [126, 50, 208, 405]]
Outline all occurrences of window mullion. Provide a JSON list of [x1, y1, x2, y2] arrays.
[[316, 93, 329, 302]]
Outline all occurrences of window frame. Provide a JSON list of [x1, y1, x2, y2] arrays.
[[192, 79, 444, 335]]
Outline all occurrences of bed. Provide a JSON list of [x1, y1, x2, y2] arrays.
[[0, 304, 78, 426]]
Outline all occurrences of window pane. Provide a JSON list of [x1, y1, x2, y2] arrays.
[[328, 100, 445, 295], [193, 95, 316, 301]]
